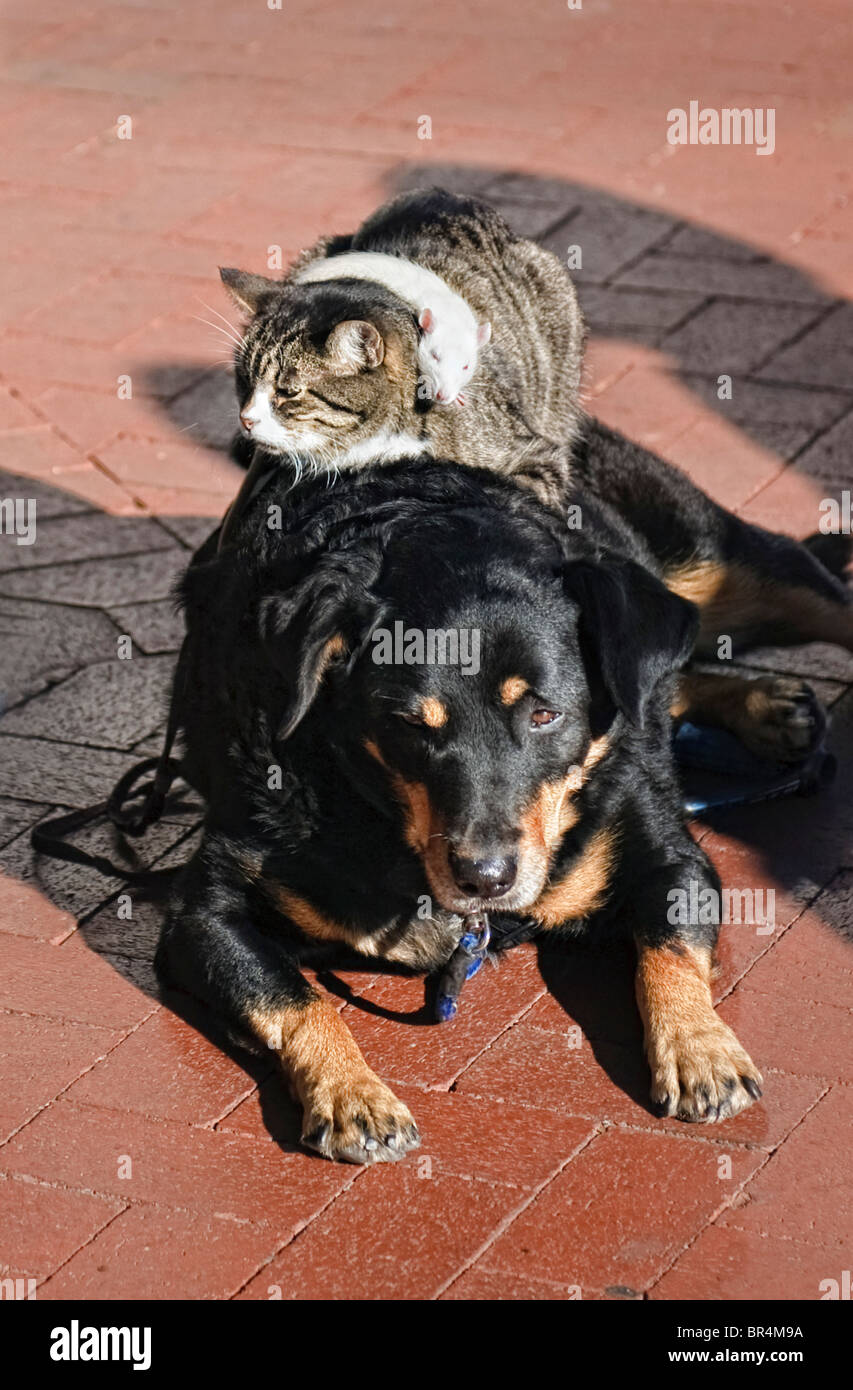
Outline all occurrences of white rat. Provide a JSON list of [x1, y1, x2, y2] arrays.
[[295, 250, 491, 405]]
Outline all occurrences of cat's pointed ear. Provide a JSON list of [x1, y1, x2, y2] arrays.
[[325, 320, 385, 374], [418, 307, 436, 334], [477, 320, 492, 347], [219, 267, 279, 314]]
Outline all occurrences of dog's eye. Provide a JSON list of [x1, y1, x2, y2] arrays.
[[531, 709, 563, 729], [395, 711, 423, 726]]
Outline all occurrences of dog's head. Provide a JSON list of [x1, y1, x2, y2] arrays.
[[262, 506, 697, 915]]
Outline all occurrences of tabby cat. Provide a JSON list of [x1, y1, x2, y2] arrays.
[[219, 189, 586, 534]]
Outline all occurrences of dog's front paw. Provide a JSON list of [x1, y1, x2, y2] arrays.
[[737, 675, 825, 763], [301, 1070, 420, 1164], [648, 1019, 763, 1123]]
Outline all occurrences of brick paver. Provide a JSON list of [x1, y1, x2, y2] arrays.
[[1, 0, 851, 1301]]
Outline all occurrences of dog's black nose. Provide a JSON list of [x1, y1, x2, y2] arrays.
[[449, 851, 517, 899]]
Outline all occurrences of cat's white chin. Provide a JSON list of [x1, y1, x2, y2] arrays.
[[248, 427, 327, 454]]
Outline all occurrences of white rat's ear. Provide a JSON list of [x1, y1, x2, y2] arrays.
[[418, 307, 436, 334], [476, 321, 492, 347]]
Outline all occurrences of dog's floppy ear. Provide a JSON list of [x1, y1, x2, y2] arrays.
[[259, 551, 382, 740], [564, 556, 698, 726]]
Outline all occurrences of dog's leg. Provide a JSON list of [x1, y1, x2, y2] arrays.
[[577, 423, 853, 653], [635, 933, 762, 1122], [625, 858, 763, 1122], [664, 520, 850, 757], [666, 554, 853, 655], [672, 669, 826, 763], [156, 842, 419, 1164]]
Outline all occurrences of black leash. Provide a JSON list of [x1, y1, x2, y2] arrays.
[[30, 649, 189, 886]]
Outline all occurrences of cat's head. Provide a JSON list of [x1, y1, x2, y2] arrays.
[[220, 268, 420, 463]]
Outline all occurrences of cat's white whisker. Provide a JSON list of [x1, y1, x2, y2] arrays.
[[194, 316, 245, 350], [196, 299, 247, 347]]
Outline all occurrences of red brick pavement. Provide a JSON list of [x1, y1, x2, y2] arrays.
[[0, 0, 851, 1301]]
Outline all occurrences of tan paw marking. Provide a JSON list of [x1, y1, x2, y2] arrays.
[[735, 675, 825, 763], [301, 1068, 420, 1165], [647, 1015, 764, 1122], [637, 943, 763, 1124], [251, 996, 420, 1164]]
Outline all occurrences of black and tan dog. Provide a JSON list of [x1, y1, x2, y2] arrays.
[[157, 457, 769, 1163]]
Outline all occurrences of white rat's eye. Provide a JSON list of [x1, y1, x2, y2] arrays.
[[431, 350, 440, 361], [463, 363, 470, 371]]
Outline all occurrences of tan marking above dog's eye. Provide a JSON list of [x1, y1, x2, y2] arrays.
[[395, 698, 448, 729], [500, 676, 529, 706], [531, 708, 563, 728], [419, 696, 448, 729]]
